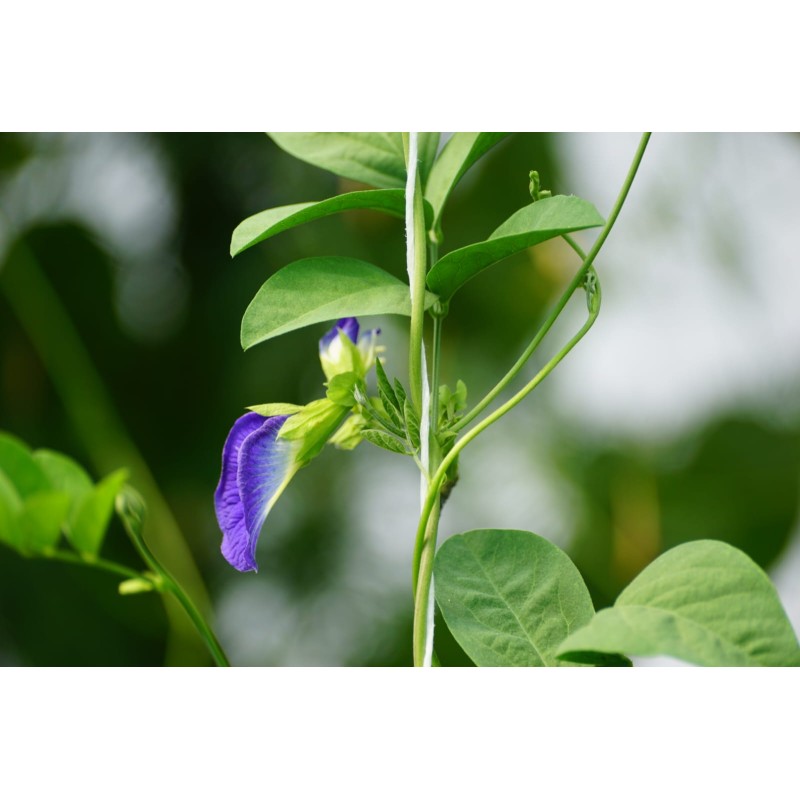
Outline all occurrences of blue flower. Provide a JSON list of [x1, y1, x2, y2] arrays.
[[215, 318, 375, 572]]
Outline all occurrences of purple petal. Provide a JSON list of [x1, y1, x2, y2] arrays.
[[215, 412, 297, 572], [319, 317, 359, 351]]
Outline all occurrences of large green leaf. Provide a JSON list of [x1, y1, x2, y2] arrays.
[[68, 469, 129, 557], [427, 195, 604, 300], [557, 540, 800, 666], [424, 133, 509, 232], [434, 529, 596, 667], [241, 256, 437, 349], [230, 189, 406, 257], [268, 133, 406, 189], [0, 432, 51, 498]]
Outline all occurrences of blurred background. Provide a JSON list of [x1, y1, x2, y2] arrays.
[[0, 132, 798, 666]]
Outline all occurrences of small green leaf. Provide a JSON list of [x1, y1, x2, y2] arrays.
[[426, 195, 605, 300], [33, 449, 93, 497], [374, 359, 406, 432], [241, 256, 437, 349], [277, 398, 348, 462], [434, 529, 596, 667], [17, 491, 71, 554], [417, 133, 441, 188], [32, 450, 93, 535], [247, 403, 305, 417], [68, 469, 129, 557], [268, 133, 406, 189], [326, 372, 358, 407], [403, 400, 420, 451], [361, 429, 411, 455], [557, 540, 800, 667], [0, 432, 51, 498], [0, 470, 23, 548], [424, 133, 509, 233], [231, 189, 406, 257], [393, 379, 408, 410]]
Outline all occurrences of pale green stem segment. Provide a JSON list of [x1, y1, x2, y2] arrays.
[[403, 133, 429, 414], [0, 235, 214, 665], [453, 132, 651, 433]]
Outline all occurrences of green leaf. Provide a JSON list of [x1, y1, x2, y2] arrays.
[[17, 491, 71, 554], [557, 540, 800, 667], [0, 470, 23, 548], [361, 428, 411, 455], [68, 469, 129, 557], [241, 256, 437, 349], [434, 529, 596, 667], [326, 372, 358, 407], [231, 189, 407, 257], [426, 195, 605, 300], [403, 400, 420, 452], [268, 133, 406, 189], [277, 398, 348, 462], [374, 359, 405, 433], [0, 432, 51, 498], [32, 450, 93, 528], [247, 403, 304, 417], [417, 133, 441, 188], [424, 133, 509, 232]]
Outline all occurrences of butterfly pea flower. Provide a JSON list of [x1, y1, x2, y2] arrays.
[[215, 318, 378, 572]]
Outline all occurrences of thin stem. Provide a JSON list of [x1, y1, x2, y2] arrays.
[[120, 499, 231, 667], [412, 496, 441, 667], [413, 295, 601, 584], [48, 550, 144, 581], [430, 315, 443, 435], [453, 132, 651, 433], [403, 134, 429, 414]]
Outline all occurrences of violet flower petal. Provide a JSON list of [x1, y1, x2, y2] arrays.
[[215, 412, 297, 572], [319, 317, 359, 352]]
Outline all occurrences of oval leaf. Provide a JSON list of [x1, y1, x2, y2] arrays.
[[241, 256, 436, 349], [424, 133, 509, 232], [268, 133, 406, 189], [426, 195, 605, 300], [557, 540, 800, 667], [231, 189, 406, 257], [434, 529, 596, 666]]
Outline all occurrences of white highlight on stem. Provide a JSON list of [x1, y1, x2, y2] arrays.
[[406, 132, 435, 667], [405, 132, 417, 288]]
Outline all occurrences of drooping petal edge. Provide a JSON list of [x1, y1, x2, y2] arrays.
[[215, 413, 300, 572]]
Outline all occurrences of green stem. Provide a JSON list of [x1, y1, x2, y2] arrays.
[[413, 293, 601, 585], [453, 132, 651, 433], [403, 133, 429, 414], [47, 550, 144, 582], [118, 492, 231, 667], [430, 314, 443, 436], [412, 495, 441, 666]]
